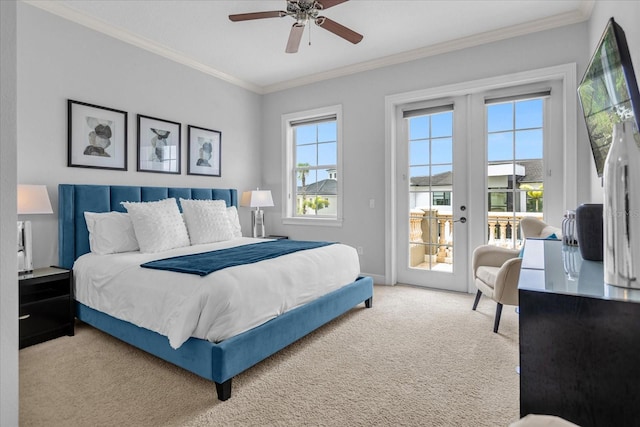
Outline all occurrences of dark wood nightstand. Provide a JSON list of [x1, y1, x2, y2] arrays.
[[19, 267, 74, 349]]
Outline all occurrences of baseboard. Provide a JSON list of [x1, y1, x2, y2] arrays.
[[360, 272, 386, 285]]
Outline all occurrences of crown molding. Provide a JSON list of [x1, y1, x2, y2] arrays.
[[22, 0, 263, 94], [262, 4, 593, 93], [23, 0, 593, 95]]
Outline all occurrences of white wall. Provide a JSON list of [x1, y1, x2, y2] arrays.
[[262, 23, 591, 280], [0, 1, 19, 424], [17, 3, 264, 269], [585, 1, 640, 203]]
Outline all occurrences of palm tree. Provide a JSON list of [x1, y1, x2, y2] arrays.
[[297, 162, 310, 214], [521, 184, 543, 212], [304, 197, 330, 213]]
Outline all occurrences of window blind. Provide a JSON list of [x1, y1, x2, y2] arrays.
[[290, 114, 337, 127], [484, 89, 551, 105], [402, 104, 454, 119]]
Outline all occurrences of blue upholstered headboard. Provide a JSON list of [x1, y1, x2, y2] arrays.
[[58, 184, 238, 269]]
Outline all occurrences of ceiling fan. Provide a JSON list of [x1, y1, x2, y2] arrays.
[[229, 0, 363, 54]]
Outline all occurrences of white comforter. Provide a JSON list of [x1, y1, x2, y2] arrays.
[[73, 237, 360, 349]]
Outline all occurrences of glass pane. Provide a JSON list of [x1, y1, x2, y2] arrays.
[[515, 99, 543, 129], [297, 168, 316, 189], [410, 140, 430, 166], [317, 122, 336, 142], [487, 162, 514, 189], [488, 191, 509, 212], [432, 138, 453, 164], [431, 164, 452, 177], [520, 187, 544, 213], [295, 125, 316, 145], [318, 142, 337, 165], [408, 110, 454, 274], [432, 191, 452, 206], [316, 169, 330, 181], [486, 97, 546, 247], [487, 103, 513, 132], [296, 144, 317, 166], [410, 191, 432, 210], [431, 112, 453, 138], [410, 116, 429, 140], [515, 129, 543, 160], [488, 132, 513, 161], [409, 165, 430, 180]]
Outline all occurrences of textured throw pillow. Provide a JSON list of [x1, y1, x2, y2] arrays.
[[226, 206, 242, 238], [84, 211, 139, 255], [121, 198, 190, 253], [180, 198, 235, 245]]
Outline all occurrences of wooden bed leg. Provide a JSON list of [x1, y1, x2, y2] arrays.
[[365, 297, 373, 308], [215, 379, 232, 401]]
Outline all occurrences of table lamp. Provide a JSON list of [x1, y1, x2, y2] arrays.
[[240, 189, 274, 238], [18, 184, 53, 274]]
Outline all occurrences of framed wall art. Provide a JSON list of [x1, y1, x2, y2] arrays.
[[187, 125, 221, 177], [68, 99, 128, 170], [137, 114, 181, 174]]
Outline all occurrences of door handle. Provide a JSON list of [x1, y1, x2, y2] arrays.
[[454, 217, 467, 223], [19, 314, 30, 320]]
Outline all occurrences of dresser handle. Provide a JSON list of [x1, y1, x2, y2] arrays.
[[19, 314, 30, 320]]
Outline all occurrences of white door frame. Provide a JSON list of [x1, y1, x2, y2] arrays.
[[384, 63, 577, 290]]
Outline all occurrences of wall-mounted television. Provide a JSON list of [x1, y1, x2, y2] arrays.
[[578, 17, 640, 177]]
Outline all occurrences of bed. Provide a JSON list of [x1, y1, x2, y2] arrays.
[[58, 184, 373, 401]]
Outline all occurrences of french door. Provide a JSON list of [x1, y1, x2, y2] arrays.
[[395, 82, 563, 292], [395, 97, 469, 292]]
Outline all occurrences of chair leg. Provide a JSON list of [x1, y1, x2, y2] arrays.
[[493, 303, 503, 333], [472, 290, 482, 310]]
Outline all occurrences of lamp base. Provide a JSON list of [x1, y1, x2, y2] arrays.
[[18, 220, 33, 274], [251, 209, 266, 238]]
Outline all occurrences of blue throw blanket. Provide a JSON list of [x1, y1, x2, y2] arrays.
[[140, 239, 335, 276]]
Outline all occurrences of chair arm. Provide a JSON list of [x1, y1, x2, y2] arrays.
[[472, 245, 520, 273], [493, 257, 522, 306]]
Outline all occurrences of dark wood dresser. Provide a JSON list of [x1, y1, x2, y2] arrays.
[[518, 239, 640, 426]]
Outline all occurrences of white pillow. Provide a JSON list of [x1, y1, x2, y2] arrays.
[[84, 211, 139, 255], [226, 206, 242, 238], [180, 198, 235, 245], [121, 198, 190, 253]]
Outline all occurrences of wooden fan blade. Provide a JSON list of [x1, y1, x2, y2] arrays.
[[229, 11, 286, 22], [315, 16, 363, 44], [315, 0, 349, 10], [285, 23, 305, 53]]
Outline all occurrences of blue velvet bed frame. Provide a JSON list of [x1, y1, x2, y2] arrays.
[[58, 184, 373, 401]]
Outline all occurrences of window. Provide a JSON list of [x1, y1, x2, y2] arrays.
[[282, 105, 342, 225], [432, 191, 451, 206], [486, 91, 548, 246]]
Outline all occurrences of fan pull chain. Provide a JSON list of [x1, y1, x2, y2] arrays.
[[308, 22, 312, 46]]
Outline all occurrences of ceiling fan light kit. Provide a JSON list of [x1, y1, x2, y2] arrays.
[[229, 0, 363, 54]]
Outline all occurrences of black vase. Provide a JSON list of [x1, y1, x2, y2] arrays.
[[576, 203, 603, 261]]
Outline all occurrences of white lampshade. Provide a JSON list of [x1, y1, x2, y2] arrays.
[[17, 185, 53, 214], [240, 190, 274, 209]]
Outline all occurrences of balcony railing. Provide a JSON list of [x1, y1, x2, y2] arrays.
[[409, 209, 543, 268]]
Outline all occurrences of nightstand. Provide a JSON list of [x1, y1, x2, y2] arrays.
[[19, 266, 74, 349]]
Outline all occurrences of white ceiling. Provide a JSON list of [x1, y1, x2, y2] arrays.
[[26, 0, 593, 93]]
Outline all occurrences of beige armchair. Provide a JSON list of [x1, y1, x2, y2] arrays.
[[520, 217, 562, 239], [472, 217, 562, 332], [471, 245, 521, 333]]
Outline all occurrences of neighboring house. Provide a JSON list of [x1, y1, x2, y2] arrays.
[[410, 159, 544, 214], [297, 169, 337, 216]]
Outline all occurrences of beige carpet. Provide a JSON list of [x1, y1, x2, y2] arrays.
[[20, 285, 520, 426]]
